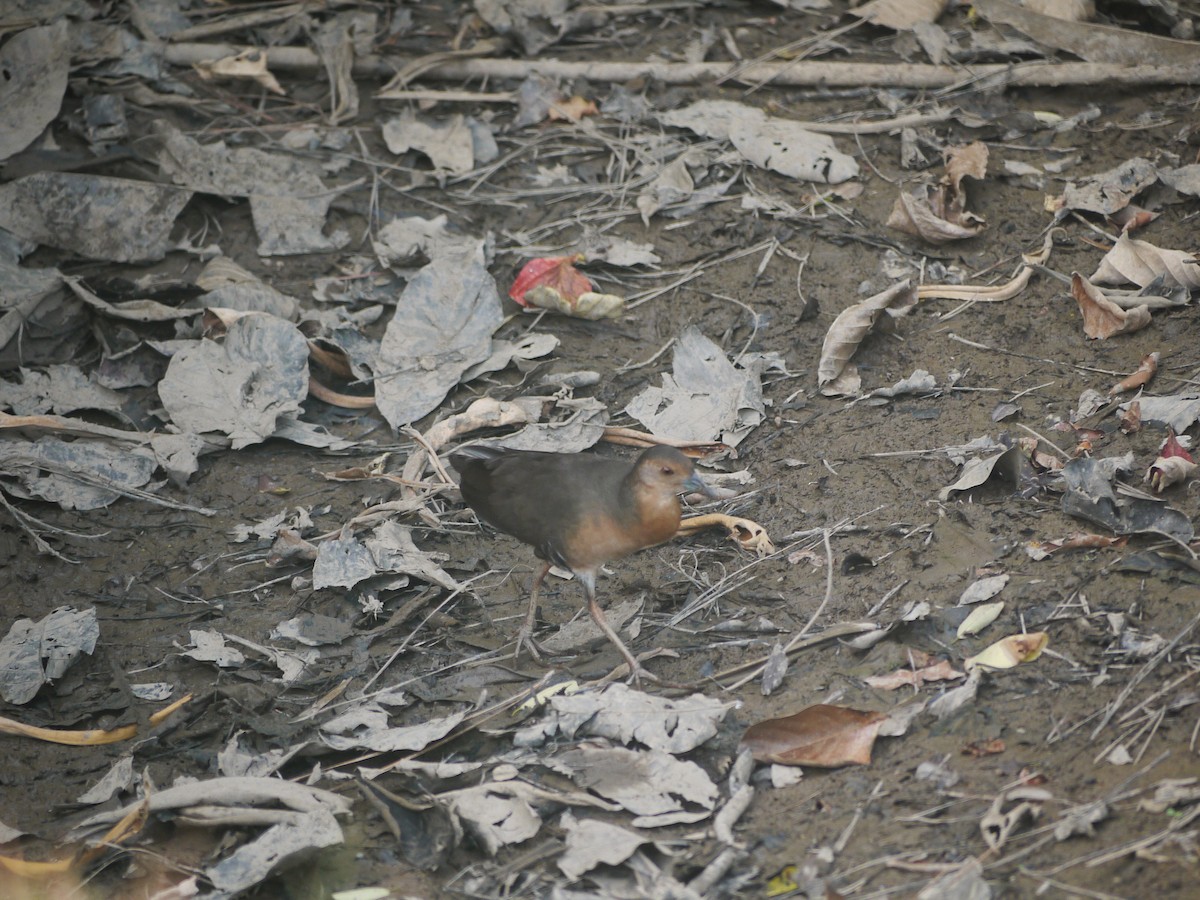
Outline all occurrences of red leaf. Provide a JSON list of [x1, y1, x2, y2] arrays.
[[1161, 428, 1193, 462], [509, 255, 592, 306]]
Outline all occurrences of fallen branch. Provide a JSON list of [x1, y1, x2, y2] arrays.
[[161, 43, 1200, 88]]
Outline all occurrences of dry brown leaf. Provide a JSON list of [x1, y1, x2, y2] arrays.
[[851, 0, 948, 30], [817, 281, 917, 387], [1071, 273, 1151, 339], [863, 659, 964, 690], [194, 48, 285, 95], [962, 738, 1007, 757], [887, 187, 985, 242], [1119, 401, 1141, 434], [944, 141, 989, 188], [1109, 204, 1158, 233], [1025, 533, 1127, 559], [548, 95, 599, 123], [1109, 351, 1158, 395], [888, 141, 988, 242], [739, 704, 887, 767], [1092, 233, 1200, 290]]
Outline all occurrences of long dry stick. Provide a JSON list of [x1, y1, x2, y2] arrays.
[[162, 44, 1200, 87]]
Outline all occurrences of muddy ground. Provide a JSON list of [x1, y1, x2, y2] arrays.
[[1, 2, 1199, 898]]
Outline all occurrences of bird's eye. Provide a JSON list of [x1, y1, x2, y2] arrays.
[[660, 465, 674, 476]]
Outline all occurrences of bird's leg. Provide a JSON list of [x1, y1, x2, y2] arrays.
[[580, 576, 659, 687], [514, 562, 552, 663]]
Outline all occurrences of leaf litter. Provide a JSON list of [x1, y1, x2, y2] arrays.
[[1, 2, 1199, 898]]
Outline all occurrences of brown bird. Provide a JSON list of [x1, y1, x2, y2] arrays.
[[450, 445, 716, 683]]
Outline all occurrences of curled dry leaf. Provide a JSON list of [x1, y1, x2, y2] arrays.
[[887, 141, 988, 243], [1119, 400, 1141, 434], [1025, 533, 1118, 559], [1071, 273, 1151, 339], [817, 281, 917, 388], [1092, 233, 1200, 291], [965, 632, 1049, 672], [863, 658, 964, 690], [740, 704, 887, 768], [547, 95, 599, 123], [1109, 352, 1158, 395], [962, 738, 1006, 758], [1145, 429, 1197, 492], [194, 49, 285, 95]]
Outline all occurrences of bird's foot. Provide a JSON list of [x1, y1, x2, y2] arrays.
[[514, 626, 552, 665]]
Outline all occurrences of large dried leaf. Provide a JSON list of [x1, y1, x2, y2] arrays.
[[381, 109, 476, 175], [552, 745, 718, 819], [625, 325, 766, 446], [975, 0, 1200, 66], [0, 173, 191, 263], [155, 122, 348, 256], [0, 22, 70, 162], [442, 782, 542, 855], [557, 813, 652, 880], [740, 704, 888, 767], [817, 281, 918, 388], [1060, 157, 1157, 215], [1071, 273, 1151, 339], [1092, 233, 1200, 290], [375, 241, 502, 427], [659, 100, 858, 184], [158, 314, 309, 448], [0, 606, 98, 704], [0, 435, 158, 509], [545, 683, 732, 754]]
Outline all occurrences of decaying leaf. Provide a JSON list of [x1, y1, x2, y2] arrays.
[[1145, 429, 1197, 492], [965, 632, 1049, 671], [852, 0, 948, 31], [551, 745, 718, 823], [1092, 233, 1200, 291], [957, 601, 1005, 639], [928, 668, 982, 719], [194, 48, 285, 95], [740, 704, 888, 767], [1119, 400, 1141, 434], [863, 658, 964, 690], [659, 99, 859, 184], [818, 281, 918, 389], [509, 254, 624, 320], [980, 787, 1050, 851], [1109, 352, 1158, 395], [540, 683, 733, 754], [1071, 273, 1151, 339], [625, 325, 770, 446], [887, 142, 988, 242], [1059, 157, 1157, 215], [548, 95, 599, 122], [937, 443, 1023, 500], [957, 573, 1008, 605]]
